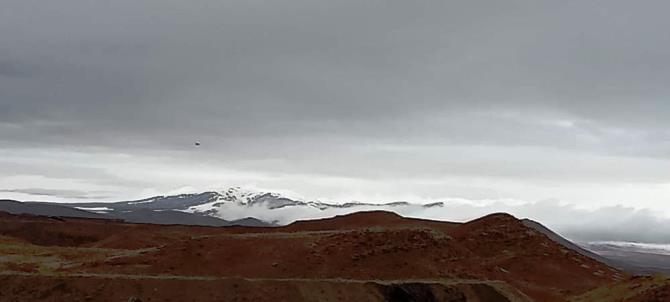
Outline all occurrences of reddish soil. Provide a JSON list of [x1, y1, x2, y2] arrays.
[[629, 283, 670, 302], [0, 210, 657, 302]]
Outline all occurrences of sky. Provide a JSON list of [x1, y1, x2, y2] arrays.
[[2, 1, 670, 235]]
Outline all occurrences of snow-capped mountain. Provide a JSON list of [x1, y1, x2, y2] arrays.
[[174, 187, 443, 225], [183, 186, 442, 214], [42, 187, 442, 225]]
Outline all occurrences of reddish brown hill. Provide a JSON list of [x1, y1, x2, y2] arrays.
[[571, 275, 670, 302], [452, 213, 625, 300], [0, 210, 641, 302], [283, 210, 460, 232]]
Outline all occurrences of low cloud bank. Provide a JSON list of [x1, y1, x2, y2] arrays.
[[210, 199, 670, 244], [586, 241, 670, 256]]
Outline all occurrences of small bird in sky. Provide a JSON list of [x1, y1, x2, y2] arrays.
[[194, 141, 201, 146]]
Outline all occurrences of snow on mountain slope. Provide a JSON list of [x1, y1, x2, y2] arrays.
[[172, 187, 442, 224], [181, 187, 306, 215]]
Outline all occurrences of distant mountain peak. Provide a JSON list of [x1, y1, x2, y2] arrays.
[[210, 187, 304, 209], [218, 187, 262, 202], [25, 187, 457, 227]]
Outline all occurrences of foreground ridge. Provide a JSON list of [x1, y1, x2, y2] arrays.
[[0, 210, 664, 302]]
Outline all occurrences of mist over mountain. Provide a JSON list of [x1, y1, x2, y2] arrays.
[[3, 186, 669, 284], [14, 186, 668, 245]]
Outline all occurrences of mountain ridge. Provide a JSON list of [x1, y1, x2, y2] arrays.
[[3, 187, 669, 277]]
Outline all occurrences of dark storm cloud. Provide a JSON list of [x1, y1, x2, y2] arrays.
[[2, 0, 670, 232], [2, 0, 670, 153]]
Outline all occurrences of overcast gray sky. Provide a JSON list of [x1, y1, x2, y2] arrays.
[[2, 1, 670, 226]]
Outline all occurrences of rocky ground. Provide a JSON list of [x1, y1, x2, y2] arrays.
[[0, 210, 666, 301]]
